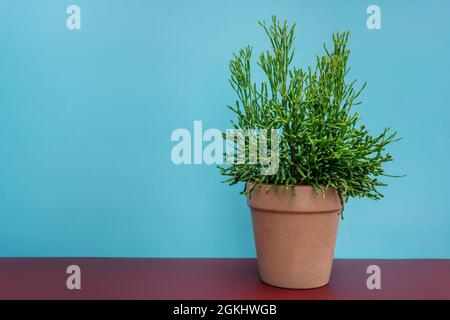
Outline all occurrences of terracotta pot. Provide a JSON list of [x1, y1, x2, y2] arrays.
[[247, 182, 342, 289]]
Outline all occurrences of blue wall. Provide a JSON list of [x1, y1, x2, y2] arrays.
[[0, 0, 449, 258]]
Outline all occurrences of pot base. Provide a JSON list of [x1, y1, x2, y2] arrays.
[[260, 277, 330, 290]]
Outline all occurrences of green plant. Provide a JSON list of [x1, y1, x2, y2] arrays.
[[218, 16, 401, 206]]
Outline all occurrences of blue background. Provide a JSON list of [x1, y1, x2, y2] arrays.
[[0, 0, 449, 258]]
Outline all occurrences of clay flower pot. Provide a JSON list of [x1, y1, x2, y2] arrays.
[[247, 182, 342, 289]]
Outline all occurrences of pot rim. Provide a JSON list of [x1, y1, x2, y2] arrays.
[[246, 181, 342, 213], [246, 181, 336, 190]]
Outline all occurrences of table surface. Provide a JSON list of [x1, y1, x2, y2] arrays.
[[0, 258, 449, 300]]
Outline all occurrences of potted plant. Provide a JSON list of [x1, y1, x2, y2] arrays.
[[219, 16, 401, 289]]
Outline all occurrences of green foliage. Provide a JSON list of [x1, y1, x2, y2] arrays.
[[218, 16, 401, 203]]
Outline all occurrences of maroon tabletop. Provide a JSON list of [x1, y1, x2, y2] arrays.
[[0, 258, 449, 300]]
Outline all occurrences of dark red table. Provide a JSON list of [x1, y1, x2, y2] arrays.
[[0, 258, 449, 300]]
